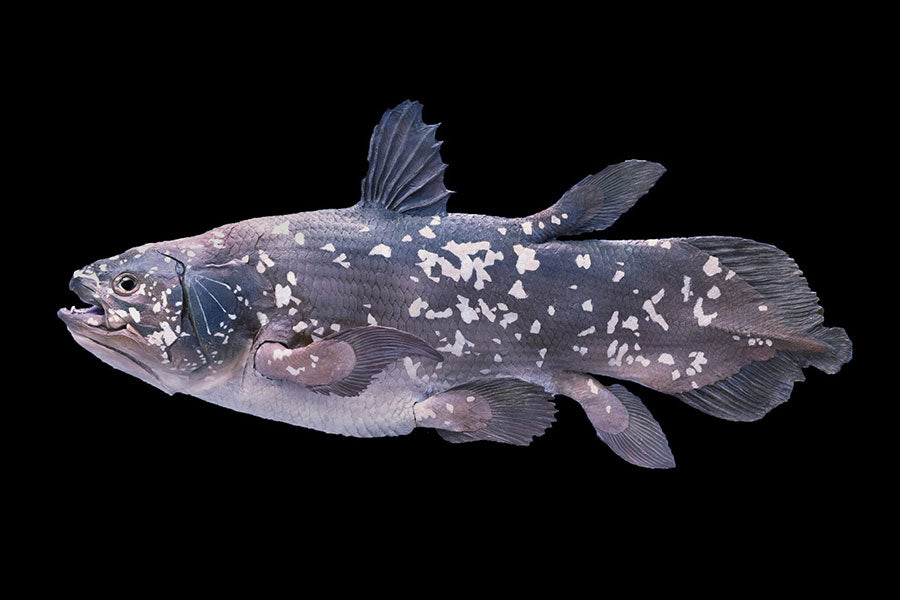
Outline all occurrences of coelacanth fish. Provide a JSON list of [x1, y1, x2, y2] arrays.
[[58, 100, 852, 468]]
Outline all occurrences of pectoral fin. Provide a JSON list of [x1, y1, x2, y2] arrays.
[[255, 326, 442, 397]]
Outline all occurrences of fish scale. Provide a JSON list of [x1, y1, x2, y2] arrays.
[[58, 100, 851, 467]]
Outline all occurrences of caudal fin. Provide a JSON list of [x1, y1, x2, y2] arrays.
[[674, 237, 852, 421]]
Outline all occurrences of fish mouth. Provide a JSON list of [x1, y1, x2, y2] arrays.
[[58, 276, 117, 331]]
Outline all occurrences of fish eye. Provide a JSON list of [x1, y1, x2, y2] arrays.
[[113, 273, 139, 295]]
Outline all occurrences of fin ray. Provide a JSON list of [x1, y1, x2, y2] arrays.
[[358, 100, 452, 215]]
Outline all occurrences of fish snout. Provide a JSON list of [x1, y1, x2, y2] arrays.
[[69, 274, 99, 306]]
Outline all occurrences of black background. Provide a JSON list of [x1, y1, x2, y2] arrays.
[[27, 22, 880, 559]]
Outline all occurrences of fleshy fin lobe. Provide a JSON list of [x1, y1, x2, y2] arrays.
[[416, 378, 557, 446], [554, 373, 674, 469], [528, 160, 665, 241]]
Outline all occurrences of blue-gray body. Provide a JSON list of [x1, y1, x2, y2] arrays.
[[59, 101, 852, 467]]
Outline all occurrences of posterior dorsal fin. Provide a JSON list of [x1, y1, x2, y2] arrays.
[[358, 100, 453, 216], [524, 160, 665, 241]]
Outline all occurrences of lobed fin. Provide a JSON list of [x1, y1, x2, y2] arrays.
[[418, 378, 557, 446], [673, 237, 853, 421], [527, 160, 666, 241]]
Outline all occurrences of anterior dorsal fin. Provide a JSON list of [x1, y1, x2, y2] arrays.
[[358, 100, 452, 216], [524, 160, 665, 241]]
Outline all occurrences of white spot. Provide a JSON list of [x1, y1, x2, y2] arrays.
[[642, 297, 669, 331], [272, 221, 290, 235], [681, 276, 692, 302], [332, 253, 350, 268], [547, 305, 555, 316], [508, 279, 528, 299], [647, 239, 659, 246], [707, 285, 720, 299], [689, 351, 708, 373], [661, 241, 672, 249], [478, 298, 496, 322], [127, 307, 141, 323], [272, 348, 293, 360], [497, 227, 507, 235], [581, 299, 593, 312], [402, 235, 412, 242], [672, 369, 681, 380], [539, 348, 547, 358], [367, 313, 378, 326], [538, 221, 545, 229], [703, 256, 722, 276], [530, 319, 541, 334], [358, 225, 370, 233], [658, 353, 675, 365], [726, 270, 736, 280], [521, 221, 533, 234], [515, 333, 522, 340], [622, 316, 639, 331], [419, 226, 436, 239], [759, 305, 768, 311], [403, 357, 420, 380], [257, 312, 269, 326], [576, 254, 591, 269], [494, 354, 502, 363], [287, 271, 297, 286], [607, 311, 619, 334], [409, 297, 428, 318], [152, 302, 161, 313], [693, 298, 718, 327], [430, 215, 441, 226], [578, 326, 595, 337], [607, 340, 619, 358], [274, 284, 292, 308], [330, 324, 341, 332], [320, 243, 335, 252], [292, 321, 308, 332], [551, 215, 561, 225], [159, 322, 178, 346], [609, 343, 628, 366], [499, 311, 518, 329], [369, 243, 392, 258], [437, 330, 472, 357], [455, 296, 479, 323], [651, 288, 665, 304], [613, 270, 625, 282], [513, 244, 540, 274]]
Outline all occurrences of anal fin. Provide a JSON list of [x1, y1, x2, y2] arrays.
[[415, 378, 557, 446], [554, 372, 675, 469]]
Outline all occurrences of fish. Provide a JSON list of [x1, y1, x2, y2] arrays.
[[58, 100, 852, 468]]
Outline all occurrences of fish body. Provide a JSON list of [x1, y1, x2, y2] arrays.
[[59, 101, 852, 467]]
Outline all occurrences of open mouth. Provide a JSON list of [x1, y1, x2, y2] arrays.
[[58, 276, 109, 329]]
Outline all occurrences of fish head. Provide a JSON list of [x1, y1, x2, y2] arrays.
[[58, 243, 254, 395]]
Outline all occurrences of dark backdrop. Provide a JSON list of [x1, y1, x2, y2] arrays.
[[33, 40, 871, 543]]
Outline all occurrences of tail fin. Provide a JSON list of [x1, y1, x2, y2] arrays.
[[675, 237, 852, 421], [525, 160, 666, 241]]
